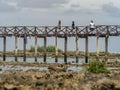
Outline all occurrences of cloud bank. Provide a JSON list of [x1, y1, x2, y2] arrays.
[[0, 0, 120, 25]]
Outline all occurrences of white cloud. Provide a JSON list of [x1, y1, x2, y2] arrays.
[[102, 2, 120, 17], [16, 0, 67, 9], [0, 0, 19, 12], [63, 0, 110, 10], [0, 0, 120, 26]]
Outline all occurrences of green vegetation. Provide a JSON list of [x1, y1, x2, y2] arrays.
[[67, 50, 76, 55], [87, 60, 110, 74], [29, 45, 63, 53]]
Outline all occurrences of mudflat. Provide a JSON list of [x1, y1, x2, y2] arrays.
[[0, 61, 120, 90]]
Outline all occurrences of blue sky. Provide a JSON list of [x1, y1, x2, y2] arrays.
[[0, 0, 120, 26]]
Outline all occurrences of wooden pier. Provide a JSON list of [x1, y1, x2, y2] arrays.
[[0, 21, 120, 63]]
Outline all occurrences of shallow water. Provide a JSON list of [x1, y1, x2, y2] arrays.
[[107, 67, 120, 70], [0, 65, 85, 74], [67, 66, 84, 72], [0, 65, 48, 74], [0, 56, 120, 64], [0, 64, 120, 74], [0, 57, 85, 64]]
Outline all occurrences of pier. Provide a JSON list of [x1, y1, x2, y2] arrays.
[[0, 21, 120, 63]]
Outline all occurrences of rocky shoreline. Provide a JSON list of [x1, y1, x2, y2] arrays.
[[0, 61, 120, 90]]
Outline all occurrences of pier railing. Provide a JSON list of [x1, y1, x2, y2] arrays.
[[0, 25, 120, 37]]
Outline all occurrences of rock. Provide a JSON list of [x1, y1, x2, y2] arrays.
[[92, 78, 115, 90], [57, 81, 64, 87], [35, 81, 44, 86], [19, 85, 31, 90], [46, 84, 53, 90], [3, 84, 19, 90], [34, 74, 43, 79], [115, 86, 120, 90], [82, 83, 92, 90], [35, 79, 46, 87], [48, 66, 66, 72], [48, 66, 56, 71], [0, 68, 2, 71]]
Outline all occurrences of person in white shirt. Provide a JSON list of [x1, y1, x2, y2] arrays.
[[89, 20, 95, 32]]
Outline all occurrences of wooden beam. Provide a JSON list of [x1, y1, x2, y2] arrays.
[[64, 36, 67, 63], [55, 20, 61, 62], [96, 35, 99, 59], [105, 35, 109, 61], [34, 36, 38, 62], [44, 37, 47, 62], [15, 36, 18, 62], [85, 36, 89, 63], [75, 33, 79, 63], [23, 35, 27, 62], [55, 32, 58, 62], [3, 36, 6, 61]]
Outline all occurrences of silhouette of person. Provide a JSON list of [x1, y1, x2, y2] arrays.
[[72, 21, 75, 29], [58, 20, 61, 29]]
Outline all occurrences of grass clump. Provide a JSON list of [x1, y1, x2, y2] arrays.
[[87, 60, 110, 74]]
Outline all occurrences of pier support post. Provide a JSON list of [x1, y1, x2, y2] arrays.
[[85, 36, 89, 63], [64, 36, 67, 63], [15, 36, 18, 62], [55, 31, 58, 62], [35, 36, 38, 62], [75, 32, 79, 63], [44, 37, 47, 62], [105, 35, 108, 61], [55, 21, 61, 62], [3, 36, 6, 61], [96, 35, 99, 60], [23, 36, 27, 62]]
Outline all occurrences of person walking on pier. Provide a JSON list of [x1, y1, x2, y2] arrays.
[[89, 20, 95, 34], [72, 21, 75, 29]]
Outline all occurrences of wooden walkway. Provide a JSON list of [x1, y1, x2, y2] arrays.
[[0, 21, 120, 63], [0, 25, 120, 37]]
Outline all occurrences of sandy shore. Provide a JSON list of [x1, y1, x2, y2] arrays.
[[0, 61, 120, 90]]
